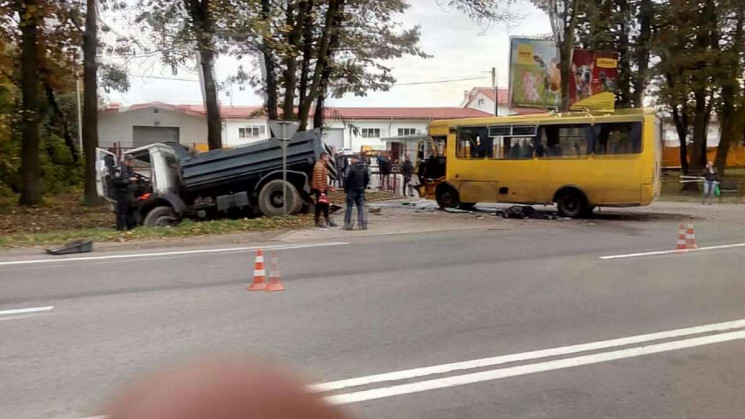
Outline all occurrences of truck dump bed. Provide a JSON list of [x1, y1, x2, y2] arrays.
[[170, 129, 334, 192]]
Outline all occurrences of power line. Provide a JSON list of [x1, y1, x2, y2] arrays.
[[395, 76, 490, 86], [131, 74, 199, 82]]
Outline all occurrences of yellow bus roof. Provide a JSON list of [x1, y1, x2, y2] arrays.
[[429, 108, 656, 128]]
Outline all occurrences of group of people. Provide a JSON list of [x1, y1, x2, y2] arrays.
[[312, 152, 369, 230]]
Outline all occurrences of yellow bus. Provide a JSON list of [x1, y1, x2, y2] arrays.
[[422, 108, 662, 217]]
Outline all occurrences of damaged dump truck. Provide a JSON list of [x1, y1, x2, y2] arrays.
[[96, 129, 336, 227]]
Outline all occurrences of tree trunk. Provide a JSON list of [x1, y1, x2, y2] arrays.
[[261, 0, 279, 121], [313, 94, 325, 131], [298, 0, 344, 129], [714, 10, 744, 177], [615, 0, 632, 108], [690, 90, 708, 172], [632, 0, 652, 107], [44, 82, 79, 162], [82, 0, 99, 205], [672, 106, 689, 174], [558, 0, 579, 112], [282, 0, 309, 120], [198, 46, 222, 150], [18, 0, 42, 206], [187, 0, 222, 150], [297, 0, 315, 130], [559, 42, 573, 112]]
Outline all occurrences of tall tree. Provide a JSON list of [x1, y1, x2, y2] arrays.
[[82, 0, 99, 205], [136, 0, 232, 150], [714, 3, 745, 175], [17, 0, 43, 205], [533, 0, 583, 111], [241, 0, 427, 130]]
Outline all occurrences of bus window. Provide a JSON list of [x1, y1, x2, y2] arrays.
[[490, 137, 535, 159], [456, 126, 490, 159], [593, 122, 642, 154], [536, 125, 591, 158]]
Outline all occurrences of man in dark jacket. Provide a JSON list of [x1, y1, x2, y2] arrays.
[[344, 157, 370, 230], [110, 156, 138, 230], [401, 155, 414, 197]]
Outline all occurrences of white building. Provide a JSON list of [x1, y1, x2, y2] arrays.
[[98, 103, 493, 151]]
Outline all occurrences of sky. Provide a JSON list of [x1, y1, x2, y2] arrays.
[[103, 0, 551, 108]]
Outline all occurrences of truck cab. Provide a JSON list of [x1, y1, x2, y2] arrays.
[[96, 144, 185, 227]]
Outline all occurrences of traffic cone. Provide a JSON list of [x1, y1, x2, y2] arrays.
[[685, 223, 698, 249], [265, 251, 285, 292], [676, 223, 687, 251], [248, 249, 267, 291]]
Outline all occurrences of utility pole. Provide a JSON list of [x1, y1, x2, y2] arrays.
[[76, 74, 83, 151], [492, 67, 498, 117]]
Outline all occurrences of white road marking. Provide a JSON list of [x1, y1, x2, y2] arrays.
[[77, 319, 745, 419], [310, 317, 745, 392], [0, 305, 54, 316], [0, 242, 348, 267], [325, 329, 745, 405], [599, 242, 745, 260]]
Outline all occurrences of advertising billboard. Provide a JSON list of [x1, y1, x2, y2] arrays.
[[508, 38, 562, 109], [569, 49, 618, 111]]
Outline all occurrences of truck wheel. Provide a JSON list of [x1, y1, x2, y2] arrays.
[[143, 206, 176, 227], [258, 180, 301, 217]]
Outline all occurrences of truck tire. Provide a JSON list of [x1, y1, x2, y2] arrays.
[[143, 206, 176, 227], [258, 180, 301, 217]]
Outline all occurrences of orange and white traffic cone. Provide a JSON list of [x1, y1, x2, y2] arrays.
[[248, 249, 267, 291], [685, 223, 698, 249], [676, 223, 687, 251], [265, 251, 285, 292]]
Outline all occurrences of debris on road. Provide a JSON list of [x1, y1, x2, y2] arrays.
[[494, 206, 560, 220]]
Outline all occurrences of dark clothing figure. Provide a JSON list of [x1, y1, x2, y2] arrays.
[[110, 169, 136, 230], [402, 159, 414, 196], [378, 155, 392, 190], [344, 161, 370, 229]]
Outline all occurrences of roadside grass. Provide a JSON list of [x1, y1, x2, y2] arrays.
[[0, 216, 313, 249], [0, 189, 397, 249]]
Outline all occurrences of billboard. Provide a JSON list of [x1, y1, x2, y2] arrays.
[[509, 38, 562, 109], [569, 49, 618, 111]]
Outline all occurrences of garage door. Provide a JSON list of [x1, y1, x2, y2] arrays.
[[323, 128, 344, 150], [133, 126, 180, 148]]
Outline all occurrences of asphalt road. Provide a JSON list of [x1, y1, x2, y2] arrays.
[[2, 204, 745, 419]]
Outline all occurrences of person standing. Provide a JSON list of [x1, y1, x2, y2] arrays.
[[110, 156, 137, 230], [312, 152, 337, 228], [344, 156, 370, 230], [402, 155, 414, 197], [702, 161, 719, 205]]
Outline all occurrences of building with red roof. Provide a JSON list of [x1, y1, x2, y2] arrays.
[[97, 88, 545, 151]]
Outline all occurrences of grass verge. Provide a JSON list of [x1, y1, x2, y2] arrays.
[[0, 216, 313, 249]]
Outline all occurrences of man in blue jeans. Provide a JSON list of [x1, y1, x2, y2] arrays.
[[344, 156, 370, 230]]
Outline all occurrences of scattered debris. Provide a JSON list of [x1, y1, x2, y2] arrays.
[[495, 205, 559, 220], [443, 207, 469, 214], [45, 239, 94, 255]]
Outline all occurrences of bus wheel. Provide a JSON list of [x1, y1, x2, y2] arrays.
[[436, 184, 459, 209], [556, 190, 587, 218]]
